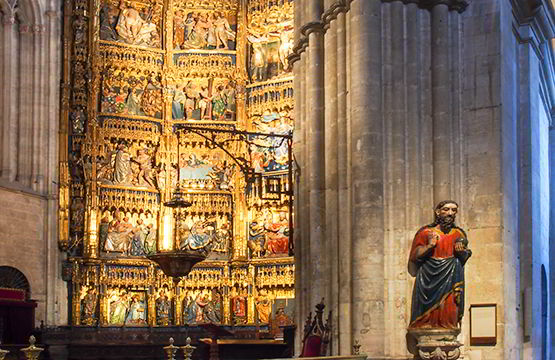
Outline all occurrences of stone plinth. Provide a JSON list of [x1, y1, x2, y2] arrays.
[[408, 328, 462, 360]]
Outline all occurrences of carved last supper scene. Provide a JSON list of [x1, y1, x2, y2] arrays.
[[59, 0, 296, 330]]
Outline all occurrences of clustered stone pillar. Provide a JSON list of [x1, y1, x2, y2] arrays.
[[290, 0, 468, 357]]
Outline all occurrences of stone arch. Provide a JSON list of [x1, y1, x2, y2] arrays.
[[15, 0, 43, 26], [0, 265, 31, 300]]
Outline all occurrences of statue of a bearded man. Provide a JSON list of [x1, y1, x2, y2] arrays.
[[408, 200, 472, 329]]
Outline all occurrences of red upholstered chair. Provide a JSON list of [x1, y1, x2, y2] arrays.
[[300, 299, 331, 357]]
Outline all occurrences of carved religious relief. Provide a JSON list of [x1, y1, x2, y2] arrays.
[[98, 207, 158, 257], [99, 66, 163, 119], [106, 288, 148, 326], [99, 0, 162, 48], [249, 109, 293, 173], [181, 288, 223, 325], [173, 10, 237, 51], [80, 286, 99, 325], [230, 285, 248, 325], [155, 286, 173, 326], [247, 0, 294, 82], [171, 78, 236, 122], [248, 199, 291, 259]]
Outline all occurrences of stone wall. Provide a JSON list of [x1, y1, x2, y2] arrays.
[[0, 0, 67, 326]]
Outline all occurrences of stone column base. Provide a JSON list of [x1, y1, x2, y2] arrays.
[[407, 328, 462, 360]]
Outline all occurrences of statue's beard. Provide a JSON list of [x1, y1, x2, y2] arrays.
[[437, 215, 455, 233]]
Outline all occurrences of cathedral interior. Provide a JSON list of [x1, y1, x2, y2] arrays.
[[0, 0, 554, 359]]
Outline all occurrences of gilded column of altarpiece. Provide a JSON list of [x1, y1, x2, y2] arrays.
[[60, 0, 297, 330]]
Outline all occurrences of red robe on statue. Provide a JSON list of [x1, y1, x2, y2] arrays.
[[408, 226, 468, 329]]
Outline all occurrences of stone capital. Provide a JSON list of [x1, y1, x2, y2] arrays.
[[2, 15, 16, 26]]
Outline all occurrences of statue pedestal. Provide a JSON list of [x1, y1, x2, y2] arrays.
[[408, 328, 462, 360]]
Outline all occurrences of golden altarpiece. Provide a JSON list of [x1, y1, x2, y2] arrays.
[[58, 0, 295, 329]]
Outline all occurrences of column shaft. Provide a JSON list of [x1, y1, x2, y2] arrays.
[[431, 4, 451, 202], [349, 0, 384, 355], [324, 9, 338, 355], [336, 9, 352, 355], [307, 30, 326, 309]]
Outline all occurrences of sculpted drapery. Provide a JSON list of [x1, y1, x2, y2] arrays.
[[409, 201, 472, 329]]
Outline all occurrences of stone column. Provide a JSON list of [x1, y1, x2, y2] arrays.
[[323, 0, 338, 352], [349, 1, 384, 355], [292, 0, 305, 350], [335, 5, 352, 355], [17, 24, 35, 187], [431, 3, 451, 203], [306, 1, 326, 312], [1, 15, 17, 182]]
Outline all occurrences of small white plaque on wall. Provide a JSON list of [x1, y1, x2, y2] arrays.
[[469, 304, 497, 346]]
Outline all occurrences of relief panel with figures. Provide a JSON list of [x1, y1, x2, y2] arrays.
[[99, 67, 163, 119], [172, 78, 236, 122], [99, 0, 162, 48], [173, 10, 237, 51], [107, 288, 148, 326], [249, 109, 293, 172], [247, 1, 293, 82]]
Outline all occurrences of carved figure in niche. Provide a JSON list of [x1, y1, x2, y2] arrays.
[[253, 111, 294, 170], [172, 85, 186, 120], [144, 224, 157, 255], [408, 200, 472, 329], [264, 212, 289, 256], [104, 210, 134, 253], [125, 293, 147, 325], [183, 291, 198, 324], [81, 287, 98, 326], [212, 84, 227, 121], [248, 220, 265, 257], [203, 289, 222, 323], [278, 30, 294, 70], [195, 292, 210, 323], [98, 214, 111, 252], [231, 287, 247, 325], [129, 218, 147, 256], [173, 10, 185, 49], [70, 109, 86, 134], [255, 288, 272, 324], [108, 288, 129, 325], [212, 217, 230, 252], [125, 87, 144, 116], [250, 41, 267, 81], [133, 148, 155, 188], [70, 198, 85, 233], [100, 3, 119, 41], [184, 12, 209, 49], [179, 217, 215, 251], [224, 82, 236, 114], [198, 85, 212, 119], [115, 1, 159, 47], [214, 11, 235, 49], [156, 288, 171, 326], [206, 13, 217, 48], [113, 143, 132, 184]]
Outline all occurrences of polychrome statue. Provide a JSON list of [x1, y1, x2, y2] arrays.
[[408, 200, 472, 329]]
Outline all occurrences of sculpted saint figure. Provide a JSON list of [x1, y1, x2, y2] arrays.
[[408, 200, 472, 329]]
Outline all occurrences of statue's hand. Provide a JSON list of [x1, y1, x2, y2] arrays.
[[454, 242, 466, 252], [427, 233, 439, 248]]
